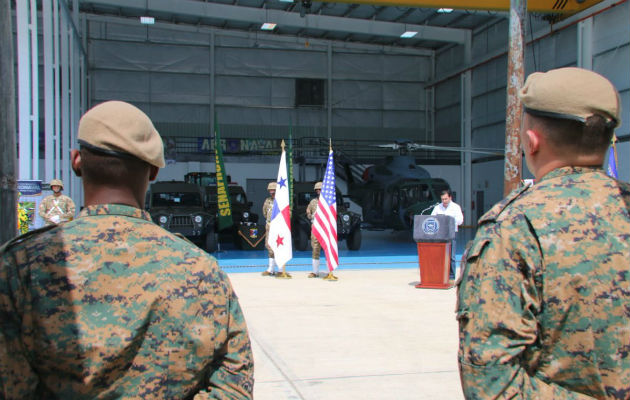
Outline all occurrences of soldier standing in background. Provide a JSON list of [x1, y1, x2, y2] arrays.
[[457, 67, 630, 398], [0, 101, 254, 399], [261, 181, 278, 276], [306, 181, 323, 278], [38, 178, 75, 225]]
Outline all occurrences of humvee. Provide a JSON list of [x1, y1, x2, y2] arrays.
[[147, 181, 217, 252]]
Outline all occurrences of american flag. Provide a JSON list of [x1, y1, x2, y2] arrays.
[[312, 149, 339, 271]]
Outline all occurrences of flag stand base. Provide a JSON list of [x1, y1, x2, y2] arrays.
[[323, 272, 338, 281]]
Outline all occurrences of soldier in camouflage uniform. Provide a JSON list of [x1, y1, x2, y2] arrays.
[[0, 101, 254, 399], [38, 178, 75, 225], [457, 67, 630, 399], [261, 182, 278, 276], [306, 182, 323, 278]]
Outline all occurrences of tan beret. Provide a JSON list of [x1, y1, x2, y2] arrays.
[[78, 101, 165, 168], [519, 67, 620, 128], [314, 182, 322, 190], [267, 182, 277, 191]]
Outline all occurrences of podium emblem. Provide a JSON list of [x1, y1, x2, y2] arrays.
[[422, 217, 440, 235]]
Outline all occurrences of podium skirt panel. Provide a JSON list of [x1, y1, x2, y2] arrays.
[[415, 242, 451, 289]]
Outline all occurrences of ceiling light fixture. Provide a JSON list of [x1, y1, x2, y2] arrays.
[[140, 16, 155, 24], [400, 31, 418, 38], [437, 8, 453, 13], [261, 23, 277, 31]]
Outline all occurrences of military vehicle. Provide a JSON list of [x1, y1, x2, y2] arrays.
[[147, 181, 217, 252], [291, 181, 362, 251], [184, 172, 264, 249]]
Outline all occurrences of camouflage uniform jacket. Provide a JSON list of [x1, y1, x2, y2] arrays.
[[38, 194, 76, 224], [306, 198, 318, 222], [262, 197, 274, 225], [0, 204, 254, 399], [457, 167, 630, 399]]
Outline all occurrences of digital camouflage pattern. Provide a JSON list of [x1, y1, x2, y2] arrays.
[[262, 197, 274, 257], [0, 204, 254, 399], [306, 198, 322, 259], [457, 167, 630, 399], [38, 193, 76, 225]]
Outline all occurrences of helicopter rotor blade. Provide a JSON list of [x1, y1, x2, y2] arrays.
[[410, 144, 504, 156], [371, 143, 401, 149]]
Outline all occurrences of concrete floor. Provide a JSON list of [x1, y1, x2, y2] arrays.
[[228, 268, 464, 400]]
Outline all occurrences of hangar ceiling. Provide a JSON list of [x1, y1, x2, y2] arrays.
[[78, 0, 603, 50], [79, 0, 505, 50]]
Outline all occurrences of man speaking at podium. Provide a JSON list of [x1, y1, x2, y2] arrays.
[[430, 189, 463, 280]]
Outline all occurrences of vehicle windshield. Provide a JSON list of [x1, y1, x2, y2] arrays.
[[231, 192, 246, 205], [152, 192, 202, 207], [206, 188, 247, 206]]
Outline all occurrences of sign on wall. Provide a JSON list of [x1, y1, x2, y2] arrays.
[[197, 138, 282, 155]]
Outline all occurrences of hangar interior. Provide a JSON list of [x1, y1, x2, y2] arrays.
[[10, 0, 630, 228]]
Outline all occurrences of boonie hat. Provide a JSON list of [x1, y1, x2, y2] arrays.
[[267, 182, 277, 191], [519, 67, 620, 128], [78, 101, 165, 168], [314, 182, 322, 190], [50, 179, 63, 188]]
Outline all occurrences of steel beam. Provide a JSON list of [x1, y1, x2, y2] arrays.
[[81, 0, 469, 44], [315, 0, 604, 13]]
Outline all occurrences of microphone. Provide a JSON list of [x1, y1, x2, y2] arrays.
[[420, 202, 440, 215]]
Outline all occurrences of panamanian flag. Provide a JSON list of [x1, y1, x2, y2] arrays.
[[267, 142, 293, 267]]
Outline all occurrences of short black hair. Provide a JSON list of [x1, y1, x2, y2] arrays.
[[440, 189, 452, 198], [526, 112, 614, 155], [80, 147, 151, 187]]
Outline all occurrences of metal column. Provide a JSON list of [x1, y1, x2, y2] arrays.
[[503, 0, 526, 196], [577, 17, 593, 70], [327, 43, 333, 140], [1, 0, 17, 242], [16, 0, 39, 180], [460, 31, 473, 226]]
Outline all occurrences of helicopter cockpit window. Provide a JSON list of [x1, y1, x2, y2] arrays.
[[397, 184, 430, 208]]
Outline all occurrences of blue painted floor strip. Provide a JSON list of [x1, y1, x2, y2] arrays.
[[216, 228, 476, 274]]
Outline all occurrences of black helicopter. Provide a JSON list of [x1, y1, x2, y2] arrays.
[[344, 141, 502, 230]]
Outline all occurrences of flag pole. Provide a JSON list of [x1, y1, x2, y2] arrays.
[[276, 139, 292, 279]]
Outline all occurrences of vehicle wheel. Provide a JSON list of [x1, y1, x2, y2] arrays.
[[347, 228, 362, 250], [296, 227, 309, 251], [205, 232, 217, 253]]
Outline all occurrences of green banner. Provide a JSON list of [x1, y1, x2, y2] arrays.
[[287, 123, 293, 214], [214, 119, 233, 231]]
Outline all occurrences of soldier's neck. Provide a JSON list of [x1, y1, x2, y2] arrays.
[[83, 185, 143, 209]]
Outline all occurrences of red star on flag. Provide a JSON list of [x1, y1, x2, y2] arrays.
[[276, 235, 284, 246]]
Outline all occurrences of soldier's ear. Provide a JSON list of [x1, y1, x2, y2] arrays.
[[523, 129, 540, 155], [70, 149, 82, 177], [149, 165, 159, 182]]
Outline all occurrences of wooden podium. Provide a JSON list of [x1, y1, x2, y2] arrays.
[[413, 215, 456, 289]]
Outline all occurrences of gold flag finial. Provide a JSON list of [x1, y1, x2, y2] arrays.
[[281, 139, 286, 151], [329, 138, 332, 152]]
